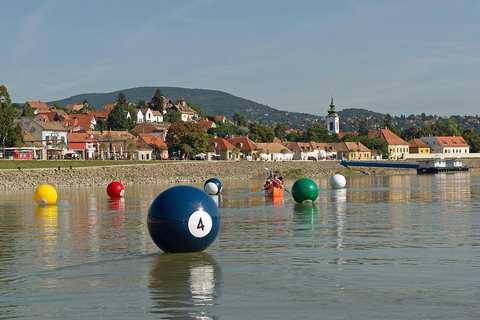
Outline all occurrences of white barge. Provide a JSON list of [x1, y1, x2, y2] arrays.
[[417, 158, 469, 174]]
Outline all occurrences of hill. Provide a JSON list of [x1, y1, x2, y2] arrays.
[[47, 87, 323, 130]]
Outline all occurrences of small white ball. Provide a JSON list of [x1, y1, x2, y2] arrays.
[[330, 174, 346, 189], [204, 182, 219, 195]]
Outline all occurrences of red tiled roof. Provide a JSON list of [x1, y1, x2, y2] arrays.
[[228, 137, 258, 151], [369, 129, 408, 145], [104, 104, 116, 111], [67, 132, 97, 142], [436, 136, 469, 147], [408, 138, 430, 148], [138, 134, 166, 148], [198, 119, 215, 129], [208, 138, 236, 151], [27, 101, 48, 108]]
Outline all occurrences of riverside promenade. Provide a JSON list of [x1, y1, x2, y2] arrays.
[[1, 159, 478, 190]]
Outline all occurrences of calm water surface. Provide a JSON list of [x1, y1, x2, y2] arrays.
[[0, 173, 479, 319]]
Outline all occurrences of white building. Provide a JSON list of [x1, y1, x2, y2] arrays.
[[326, 97, 339, 135], [420, 136, 470, 154]]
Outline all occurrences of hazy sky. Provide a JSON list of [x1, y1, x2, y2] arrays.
[[2, 0, 479, 117]]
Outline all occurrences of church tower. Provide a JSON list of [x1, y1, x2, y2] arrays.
[[326, 97, 339, 135]]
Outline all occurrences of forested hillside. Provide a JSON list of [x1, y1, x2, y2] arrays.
[[48, 87, 320, 130]]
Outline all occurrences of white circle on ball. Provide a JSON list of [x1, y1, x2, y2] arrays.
[[204, 183, 218, 195], [188, 210, 213, 238], [120, 190, 125, 196], [39, 198, 48, 205]]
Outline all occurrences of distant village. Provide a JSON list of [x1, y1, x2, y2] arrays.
[[2, 95, 474, 162]]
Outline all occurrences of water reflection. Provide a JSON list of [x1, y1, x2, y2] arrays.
[[331, 189, 346, 252], [149, 253, 220, 319], [107, 198, 125, 211]]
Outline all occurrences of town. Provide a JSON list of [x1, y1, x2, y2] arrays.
[[0, 86, 478, 162]]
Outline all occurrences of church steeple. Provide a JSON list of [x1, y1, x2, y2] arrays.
[[327, 97, 338, 118], [326, 96, 339, 135]]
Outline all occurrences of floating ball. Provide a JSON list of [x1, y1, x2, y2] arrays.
[[330, 174, 346, 189], [107, 181, 125, 198], [291, 178, 318, 204], [148, 186, 220, 253], [34, 185, 57, 206], [204, 178, 222, 195]]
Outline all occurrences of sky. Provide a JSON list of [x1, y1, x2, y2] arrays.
[[2, 0, 479, 117]]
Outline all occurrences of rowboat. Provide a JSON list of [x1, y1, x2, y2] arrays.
[[264, 186, 284, 198]]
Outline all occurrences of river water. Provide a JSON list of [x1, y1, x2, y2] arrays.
[[0, 173, 479, 319]]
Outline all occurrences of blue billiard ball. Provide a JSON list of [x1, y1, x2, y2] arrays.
[[204, 178, 223, 195], [148, 186, 221, 253]]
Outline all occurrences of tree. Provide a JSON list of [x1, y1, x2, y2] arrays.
[[152, 89, 164, 112], [233, 113, 246, 127], [462, 128, 480, 153], [0, 86, 23, 147], [274, 124, 286, 140], [442, 118, 461, 137], [383, 113, 394, 130], [165, 122, 208, 158], [116, 92, 127, 107], [106, 104, 129, 131], [286, 131, 297, 142], [304, 123, 329, 142], [137, 100, 146, 109], [401, 125, 422, 141], [358, 119, 369, 137], [164, 110, 182, 123], [21, 103, 34, 117]]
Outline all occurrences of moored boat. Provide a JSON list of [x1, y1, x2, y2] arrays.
[[264, 186, 284, 198]]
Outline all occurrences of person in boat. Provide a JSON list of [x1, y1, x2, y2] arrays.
[[277, 176, 284, 189], [264, 171, 275, 190]]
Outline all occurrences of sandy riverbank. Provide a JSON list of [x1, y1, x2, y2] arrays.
[[1, 159, 479, 190]]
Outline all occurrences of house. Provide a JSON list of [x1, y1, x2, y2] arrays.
[[138, 133, 168, 160], [369, 128, 409, 160], [198, 119, 216, 130], [33, 113, 50, 122], [67, 132, 98, 159], [208, 138, 236, 160], [215, 115, 227, 124], [227, 137, 259, 160], [65, 103, 84, 113], [310, 142, 336, 160], [255, 142, 294, 161], [408, 139, 431, 154], [328, 142, 372, 160], [283, 142, 317, 160], [131, 123, 169, 140], [420, 136, 469, 154], [136, 108, 154, 123], [25, 101, 49, 114], [175, 104, 197, 122], [104, 104, 116, 111], [152, 110, 163, 123], [15, 117, 69, 160], [88, 130, 153, 160], [67, 113, 97, 131]]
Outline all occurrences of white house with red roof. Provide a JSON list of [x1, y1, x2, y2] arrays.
[[25, 101, 50, 114], [420, 136, 469, 154], [228, 137, 259, 160], [255, 142, 294, 161], [208, 138, 236, 160], [138, 133, 168, 160], [198, 119, 216, 130], [136, 108, 154, 123]]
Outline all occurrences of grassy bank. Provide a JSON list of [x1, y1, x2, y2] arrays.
[[0, 160, 164, 170]]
